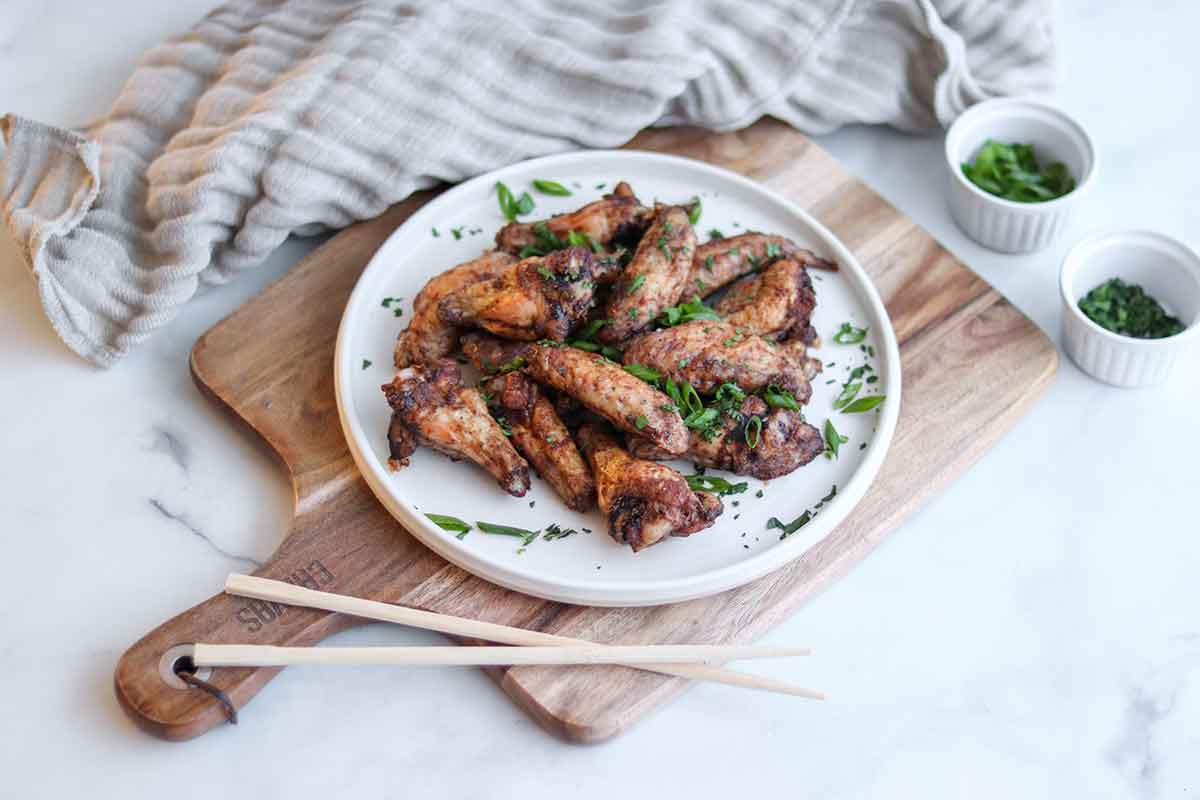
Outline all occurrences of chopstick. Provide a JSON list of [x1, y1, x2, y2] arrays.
[[224, 574, 823, 700], [191, 643, 809, 668]]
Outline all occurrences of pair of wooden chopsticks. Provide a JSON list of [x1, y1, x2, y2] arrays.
[[198, 574, 822, 699]]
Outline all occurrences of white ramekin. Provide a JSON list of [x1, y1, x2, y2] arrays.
[[1060, 230, 1200, 387], [944, 98, 1097, 253]]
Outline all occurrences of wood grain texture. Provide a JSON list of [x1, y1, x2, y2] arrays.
[[113, 119, 1057, 743]]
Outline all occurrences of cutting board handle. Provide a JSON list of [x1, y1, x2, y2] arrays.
[[113, 522, 361, 740]]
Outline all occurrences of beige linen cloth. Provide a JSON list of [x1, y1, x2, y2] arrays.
[[0, 0, 1053, 366]]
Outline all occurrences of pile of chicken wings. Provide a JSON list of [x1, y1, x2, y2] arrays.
[[382, 181, 837, 552]]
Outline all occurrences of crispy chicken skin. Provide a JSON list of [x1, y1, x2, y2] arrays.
[[577, 424, 723, 551], [622, 320, 813, 401], [627, 395, 824, 480], [495, 181, 652, 254], [459, 332, 531, 373], [437, 246, 608, 341], [599, 205, 697, 343], [481, 372, 595, 511], [714, 257, 818, 343], [394, 250, 518, 368], [523, 343, 689, 455], [381, 360, 531, 496], [688, 232, 836, 298]]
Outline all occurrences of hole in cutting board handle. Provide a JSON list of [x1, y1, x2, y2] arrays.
[[158, 644, 211, 689]]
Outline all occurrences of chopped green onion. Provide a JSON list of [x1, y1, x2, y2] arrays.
[[833, 322, 867, 345], [823, 418, 848, 459], [685, 474, 749, 495], [745, 415, 762, 448], [688, 196, 702, 224], [833, 382, 862, 411], [634, 414, 649, 430], [764, 384, 801, 411], [626, 274, 646, 294], [427, 514, 472, 536], [624, 363, 661, 384], [476, 520, 539, 545], [841, 395, 886, 413], [532, 179, 572, 196]]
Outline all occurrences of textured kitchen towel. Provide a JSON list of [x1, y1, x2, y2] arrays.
[[0, 0, 1054, 366]]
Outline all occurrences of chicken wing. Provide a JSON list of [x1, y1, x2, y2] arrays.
[[523, 343, 689, 455], [627, 395, 824, 480], [481, 372, 595, 511], [577, 424, 723, 551], [381, 360, 531, 496], [438, 246, 612, 341], [714, 257, 818, 344], [599, 204, 697, 343], [622, 320, 813, 401], [394, 250, 518, 368], [495, 181, 652, 254], [458, 331, 531, 374], [688, 232, 836, 298]]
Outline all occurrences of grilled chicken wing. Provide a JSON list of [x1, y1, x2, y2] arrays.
[[481, 372, 595, 511], [523, 343, 689, 454], [688, 232, 836, 298], [622, 320, 813, 401], [495, 181, 652, 254], [714, 257, 818, 344], [599, 205, 697, 343], [381, 360, 530, 496], [577, 424, 723, 551], [627, 395, 824, 480], [459, 332, 531, 374], [438, 246, 614, 341], [394, 251, 518, 368]]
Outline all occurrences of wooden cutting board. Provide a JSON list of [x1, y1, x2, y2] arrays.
[[114, 120, 1057, 743]]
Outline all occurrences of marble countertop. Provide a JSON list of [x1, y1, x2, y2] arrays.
[[2, 2, 1198, 797]]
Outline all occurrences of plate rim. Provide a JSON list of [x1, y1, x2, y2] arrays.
[[334, 149, 902, 607]]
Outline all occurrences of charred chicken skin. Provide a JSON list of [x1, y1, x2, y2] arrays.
[[437, 246, 613, 341], [627, 395, 824, 480], [394, 250, 518, 368], [480, 372, 595, 511], [495, 181, 652, 254], [688, 232, 836, 298], [622, 320, 813, 402], [599, 204, 698, 344], [381, 360, 531, 496], [714, 257, 818, 344], [522, 343, 689, 455], [577, 424, 723, 551]]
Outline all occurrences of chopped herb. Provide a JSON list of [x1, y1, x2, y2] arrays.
[[833, 322, 868, 345], [627, 308, 639, 319], [635, 414, 649, 430], [451, 226, 463, 240], [685, 474, 749, 495], [532, 179, 572, 196], [658, 236, 672, 261], [393, 308, 404, 317], [765, 242, 782, 258], [537, 265, 555, 281], [491, 356, 524, 375], [594, 182, 607, 190], [427, 514, 471, 536], [542, 523, 579, 541], [566, 230, 603, 253], [576, 318, 608, 340], [381, 297, 396, 308], [708, 229, 725, 239], [626, 274, 646, 294], [1078, 278, 1186, 339], [745, 415, 762, 448], [841, 395, 886, 413], [678, 358, 691, 369], [495, 416, 513, 436], [833, 381, 862, 410], [763, 384, 802, 411], [823, 418, 848, 460], [961, 140, 1075, 203], [659, 296, 721, 326], [866, 375, 879, 384], [768, 510, 811, 539], [624, 363, 661, 384], [476, 520, 539, 545], [703, 255, 715, 271], [432, 228, 440, 237], [688, 196, 702, 224], [755, 489, 764, 498]]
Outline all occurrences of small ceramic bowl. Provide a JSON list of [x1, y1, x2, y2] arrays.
[[945, 98, 1097, 253], [1060, 230, 1200, 387]]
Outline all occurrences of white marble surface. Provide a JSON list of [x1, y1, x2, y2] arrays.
[[2, 2, 1199, 797]]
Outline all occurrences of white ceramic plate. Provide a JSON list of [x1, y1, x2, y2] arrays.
[[335, 151, 900, 607]]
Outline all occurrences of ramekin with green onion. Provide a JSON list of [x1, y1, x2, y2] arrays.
[[945, 98, 1096, 253]]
